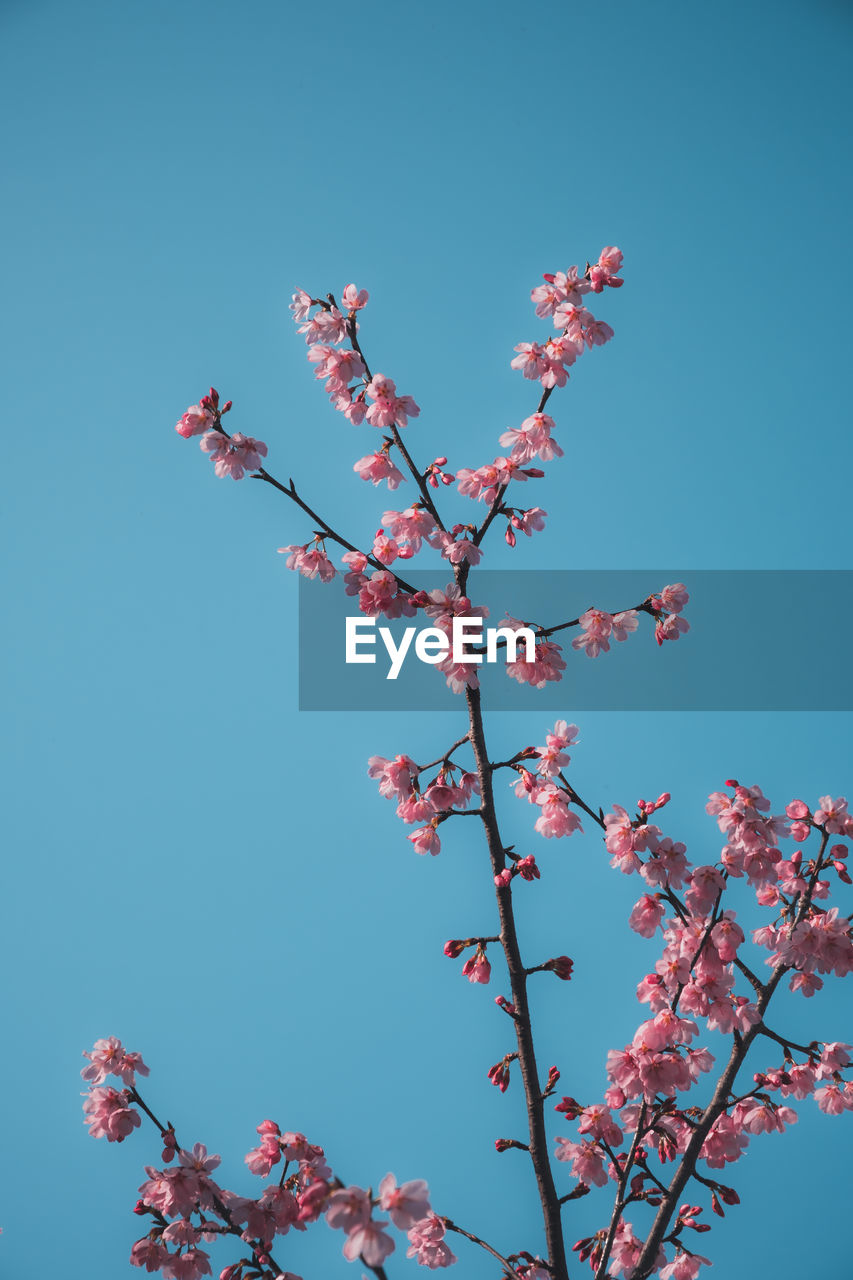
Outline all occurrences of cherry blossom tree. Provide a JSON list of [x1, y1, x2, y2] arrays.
[[82, 249, 853, 1280]]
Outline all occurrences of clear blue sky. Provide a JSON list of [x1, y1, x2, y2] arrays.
[[2, 2, 851, 1278]]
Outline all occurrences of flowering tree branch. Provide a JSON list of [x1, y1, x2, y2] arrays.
[[81, 249, 853, 1280]]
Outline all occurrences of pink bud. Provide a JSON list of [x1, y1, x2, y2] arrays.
[[505, 526, 517, 547], [434, 456, 447, 466], [443, 939, 465, 958], [208, 387, 219, 407], [221, 400, 232, 414]]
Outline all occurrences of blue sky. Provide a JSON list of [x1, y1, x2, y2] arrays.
[[2, 1, 851, 1278]]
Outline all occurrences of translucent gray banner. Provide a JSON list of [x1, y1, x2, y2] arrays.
[[298, 571, 853, 711]]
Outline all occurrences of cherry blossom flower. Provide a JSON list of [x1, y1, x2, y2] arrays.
[[277, 544, 336, 583], [83, 1086, 141, 1142], [406, 1214, 457, 1269], [82, 1037, 149, 1086], [199, 430, 267, 480], [353, 451, 405, 489], [461, 950, 491, 984], [175, 402, 216, 439], [341, 283, 369, 312], [408, 825, 441, 856], [365, 374, 420, 429], [343, 1217, 395, 1266], [378, 1174, 431, 1230]]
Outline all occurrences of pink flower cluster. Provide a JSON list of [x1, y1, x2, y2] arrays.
[[368, 750, 481, 859], [571, 585, 689, 659], [277, 541, 336, 583], [175, 389, 267, 482], [541, 766, 853, 1278], [83, 1040, 457, 1277], [513, 248, 623, 391], [290, 286, 421, 430]]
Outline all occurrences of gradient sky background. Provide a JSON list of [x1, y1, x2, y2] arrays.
[[3, 1, 852, 1278]]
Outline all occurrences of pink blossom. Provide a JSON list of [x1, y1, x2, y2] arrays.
[[815, 796, 849, 833], [733, 1098, 797, 1134], [685, 865, 726, 915], [534, 786, 583, 839], [659, 1252, 709, 1280], [368, 754, 419, 802], [381, 506, 436, 553], [343, 1218, 396, 1266], [178, 1143, 221, 1175], [365, 374, 420, 429], [711, 912, 744, 962], [572, 608, 613, 658], [378, 1174, 431, 1230], [608, 1220, 643, 1278], [82, 1037, 149, 1086], [629, 894, 665, 937], [511, 341, 548, 381], [513, 507, 548, 537], [818, 1042, 852, 1078], [814, 1082, 853, 1115], [700, 1113, 749, 1167], [655, 613, 690, 645], [550, 266, 591, 306], [325, 1185, 371, 1233], [358, 570, 416, 619], [504, 624, 566, 689], [499, 413, 563, 464], [83, 1086, 141, 1142], [461, 951, 491, 984], [161, 1220, 200, 1246], [350, 450, 404, 488], [332, 386, 368, 424], [553, 1137, 609, 1186], [342, 283, 369, 311], [640, 837, 689, 890], [160, 1248, 211, 1280], [297, 304, 347, 345], [289, 288, 313, 322], [307, 343, 365, 392], [130, 1237, 170, 1272], [408, 825, 441, 856], [434, 530, 483, 566], [372, 531, 400, 565], [536, 719, 579, 777], [406, 1214, 457, 1268], [606, 1048, 643, 1098], [659, 583, 689, 614], [175, 402, 216, 439], [577, 1105, 623, 1147], [277, 544, 336, 583], [199, 430, 268, 480]]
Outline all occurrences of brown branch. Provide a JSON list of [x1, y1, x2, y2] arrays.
[[464, 682, 569, 1280]]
